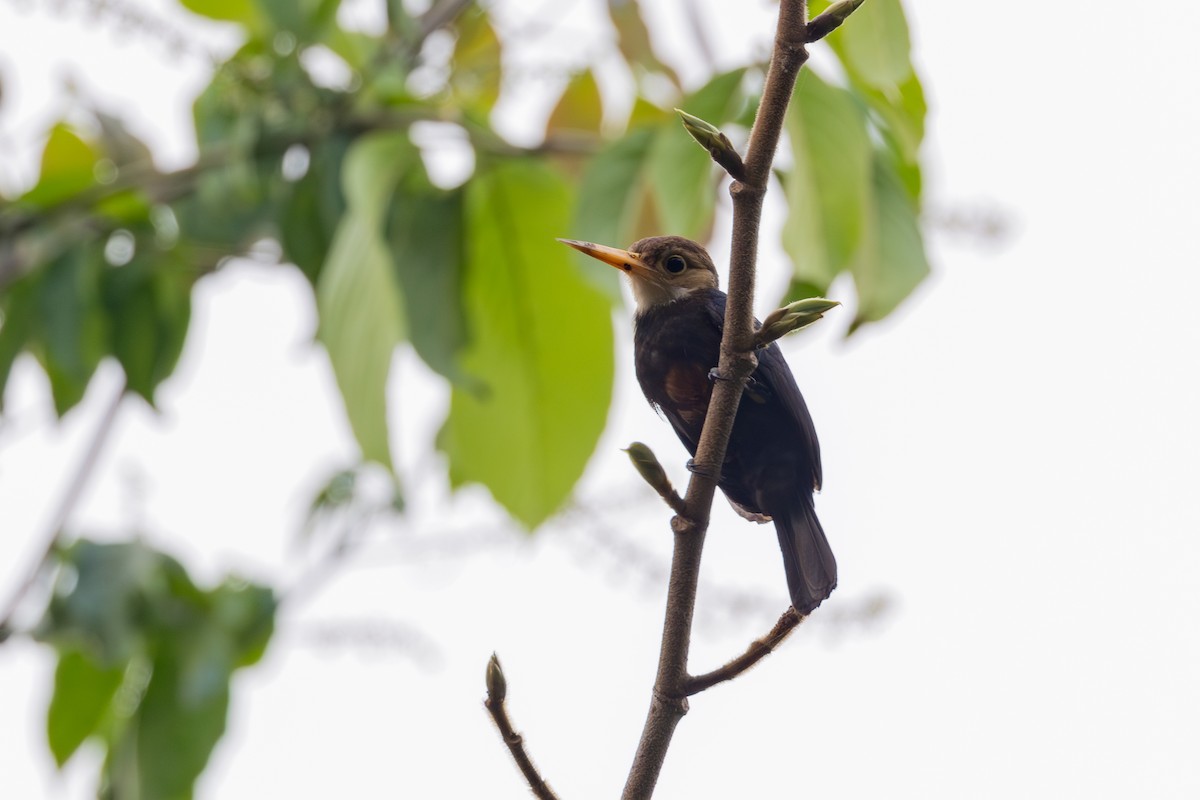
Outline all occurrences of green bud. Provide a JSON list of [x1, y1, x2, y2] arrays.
[[757, 298, 840, 346], [486, 652, 507, 703], [675, 108, 746, 180], [624, 442, 671, 491], [807, 0, 867, 42]]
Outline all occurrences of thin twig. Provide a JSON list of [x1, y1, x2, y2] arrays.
[[0, 375, 126, 638], [484, 654, 559, 800], [621, 2, 812, 797], [683, 608, 803, 695]]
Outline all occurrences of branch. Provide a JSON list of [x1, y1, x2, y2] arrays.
[[621, 2, 813, 797], [484, 654, 559, 800], [0, 375, 126, 640], [683, 608, 804, 695], [0, 113, 598, 290]]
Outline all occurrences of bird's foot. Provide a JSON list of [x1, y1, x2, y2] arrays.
[[685, 458, 721, 481], [707, 367, 728, 383]]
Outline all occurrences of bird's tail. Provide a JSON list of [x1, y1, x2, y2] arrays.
[[774, 502, 837, 615]]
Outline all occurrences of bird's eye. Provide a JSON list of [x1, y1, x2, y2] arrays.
[[664, 254, 687, 274]]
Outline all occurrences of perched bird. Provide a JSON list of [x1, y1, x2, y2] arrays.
[[559, 235, 836, 614]]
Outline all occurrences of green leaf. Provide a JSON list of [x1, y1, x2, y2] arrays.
[[858, 67, 926, 169], [606, 0, 682, 90], [136, 639, 229, 799], [569, 126, 658, 301], [856, 68, 927, 199], [178, 0, 266, 31], [441, 160, 614, 528], [47, 649, 126, 767], [36, 248, 107, 415], [546, 70, 604, 137], [386, 176, 470, 383], [19, 124, 100, 209], [36, 540, 160, 664], [281, 137, 350, 284], [849, 152, 930, 331], [204, 578, 277, 670], [781, 69, 872, 295], [0, 275, 38, 409], [317, 133, 412, 470], [647, 68, 746, 239], [102, 251, 193, 405], [824, 0, 913, 90], [451, 6, 502, 114], [36, 538, 275, 799]]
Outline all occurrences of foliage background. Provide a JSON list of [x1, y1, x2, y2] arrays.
[[3, 0, 1200, 798]]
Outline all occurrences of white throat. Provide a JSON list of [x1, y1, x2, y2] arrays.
[[630, 279, 691, 314]]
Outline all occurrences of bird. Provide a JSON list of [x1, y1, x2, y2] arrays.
[[559, 235, 836, 614]]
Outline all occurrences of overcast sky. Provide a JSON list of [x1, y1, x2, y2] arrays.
[[2, 0, 1199, 797]]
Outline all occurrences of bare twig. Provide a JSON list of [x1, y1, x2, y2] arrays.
[[484, 654, 559, 800], [684, 608, 804, 695], [621, 2, 815, 797], [0, 375, 126, 639]]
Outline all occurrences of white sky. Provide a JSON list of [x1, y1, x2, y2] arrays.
[[2, 0, 1199, 797]]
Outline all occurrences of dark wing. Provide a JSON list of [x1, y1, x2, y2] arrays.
[[754, 341, 823, 491], [699, 294, 823, 492]]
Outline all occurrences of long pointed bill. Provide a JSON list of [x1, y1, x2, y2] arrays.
[[557, 238, 653, 278]]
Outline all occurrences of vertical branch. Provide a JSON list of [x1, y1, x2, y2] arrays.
[[620, 2, 811, 798]]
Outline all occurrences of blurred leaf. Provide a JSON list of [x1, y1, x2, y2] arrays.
[[38, 539, 276, 798], [281, 137, 350, 283], [95, 111, 154, 168], [858, 67, 925, 168], [47, 650, 125, 767], [451, 6, 502, 114], [441, 160, 613, 528], [36, 248, 107, 415], [856, 68, 926, 199], [136, 643, 231, 800], [19, 124, 99, 209], [606, 0, 682, 90], [260, 0, 314, 36], [101, 250, 193, 405], [36, 540, 161, 664], [628, 96, 670, 130], [178, 0, 266, 31], [317, 133, 412, 470], [546, 70, 603, 138], [206, 578, 277, 670], [647, 68, 746, 239], [849, 152, 930, 330], [569, 126, 658, 301], [324, 28, 382, 73], [829, 0, 913, 91], [0, 275, 37, 409], [781, 69, 872, 296], [386, 174, 470, 383]]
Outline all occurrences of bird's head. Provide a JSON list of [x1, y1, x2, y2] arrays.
[[558, 235, 719, 314]]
